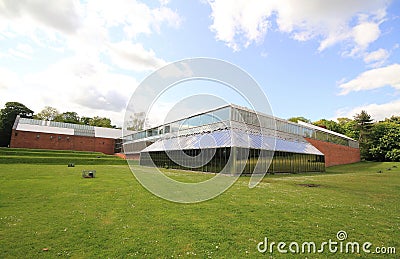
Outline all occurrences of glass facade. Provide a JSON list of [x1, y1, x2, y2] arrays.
[[140, 147, 325, 174], [124, 104, 357, 174], [141, 147, 232, 173], [229, 106, 358, 148], [124, 105, 358, 148], [124, 106, 231, 142]]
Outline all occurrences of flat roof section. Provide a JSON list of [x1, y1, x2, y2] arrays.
[[94, 127, 122, 139], [16, 123, 74, 135], [14, 116, 122, 139]]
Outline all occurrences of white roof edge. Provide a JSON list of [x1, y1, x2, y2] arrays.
[[297, 121, 356, 141], [15, 117, 124, 138], [16, 124, 74, 135], [94, 127, 122, 139]]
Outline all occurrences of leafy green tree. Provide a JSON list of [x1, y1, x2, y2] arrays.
[[54, 112, 80, 124], [369, 122, 400, 161], [337, 117, 359, 139], [89, 116, 114, 128], [354, 110, 373, 141], [385, 116, 400, 124], [313, 119, 344, 134], [80, 116, 92, 125], [34, 106, 60, 121], [287, 116, 311, 124], [0, 102, 34, 146], [353, 110, 374, 160], [386, 149, 400, 162]]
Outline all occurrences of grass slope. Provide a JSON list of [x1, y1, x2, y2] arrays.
[[0, 150, 399, 258], [0, 148, 126, 165]]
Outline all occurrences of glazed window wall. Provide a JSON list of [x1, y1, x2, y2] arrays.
[[140, 147, 231, 173], [140, 147, 325, 174], [236, 148, 324, 174], [268, 151, 324, 173], [230, 107, 355, 148], [129, 106, 358, 149], [127, 107, 231, 143]]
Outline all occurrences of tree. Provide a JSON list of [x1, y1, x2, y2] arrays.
[[287, 116, 311, 124], [337, 117, 359, 140], [54, 112, 80, 124], [385, 116, 400, 124], [89, 116, 114, 128], [34, 106, 60, 121], [80, 116, 92, 125], [313, 119, 344, 134], [354, 110, 373, 141], [369, 122, 400, 161], [127, 112, 146, 131], [386, 149, 400, 162], [0, 102, 34, 147], [353, 111, 374, 160]]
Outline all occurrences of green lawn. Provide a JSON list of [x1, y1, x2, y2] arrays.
[[0, 148, 399, 258]]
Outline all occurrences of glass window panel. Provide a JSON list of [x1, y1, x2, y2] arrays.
[[213, 107, 230, 122]]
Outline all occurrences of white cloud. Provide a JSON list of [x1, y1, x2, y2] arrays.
[[207, 0, 390, 58], [335, 99, 400, 121], [209, 0, 274, 51], [363, 48, 389, 67], [108, 41, 166, 72], [338, 63, 400, 95], [0, 0, 181, 125], [353, 22, 380, 49], [7, 43, 34, 59], [0, 56, 138, 126], [0, 0, 82, 34], [0, 67, 20, 90], [0, 0, 180, 68], [85, 0, 180, 39], [25, 56, 137, 112]]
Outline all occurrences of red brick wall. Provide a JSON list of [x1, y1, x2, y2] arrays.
[[305, 138, 360, 167], [125, 153, 140, 160], [10, 130, 116, 155]]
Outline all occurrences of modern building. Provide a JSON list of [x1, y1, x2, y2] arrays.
[[10, 104, 360, 173], [123, 104, 360, 174], [10, 116, 122, 155]]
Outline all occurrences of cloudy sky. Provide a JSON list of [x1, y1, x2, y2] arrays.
[[0, 0, 399, 126]]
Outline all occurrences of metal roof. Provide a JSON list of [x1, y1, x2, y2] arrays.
[[141, 129, 323, 155], [297, 121, 356, 141], [15, 116, 122, 139], [94, 127, 122, 139], [16, 123, 74, 135]]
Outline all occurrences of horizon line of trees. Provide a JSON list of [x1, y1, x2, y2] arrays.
[[34, 106, 117, 128], [288, 111, 400, 162], [1, 101, 399, 162], [0, 102, 117, 147]]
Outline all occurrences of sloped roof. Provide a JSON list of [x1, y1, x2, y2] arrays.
[[297, 121, 356, 141], [141, 129, 323, 155]]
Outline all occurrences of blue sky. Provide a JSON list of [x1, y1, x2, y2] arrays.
[[0, 0, 399, 127]]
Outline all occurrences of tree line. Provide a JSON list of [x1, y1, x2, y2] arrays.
[[288, 111, 400, 162], [0, 102, 116, 147], [1, 101, 399, 161]]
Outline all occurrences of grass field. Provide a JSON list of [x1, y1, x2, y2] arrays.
[[0, 148, 399, 258], [0, 148, 127, 165]]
